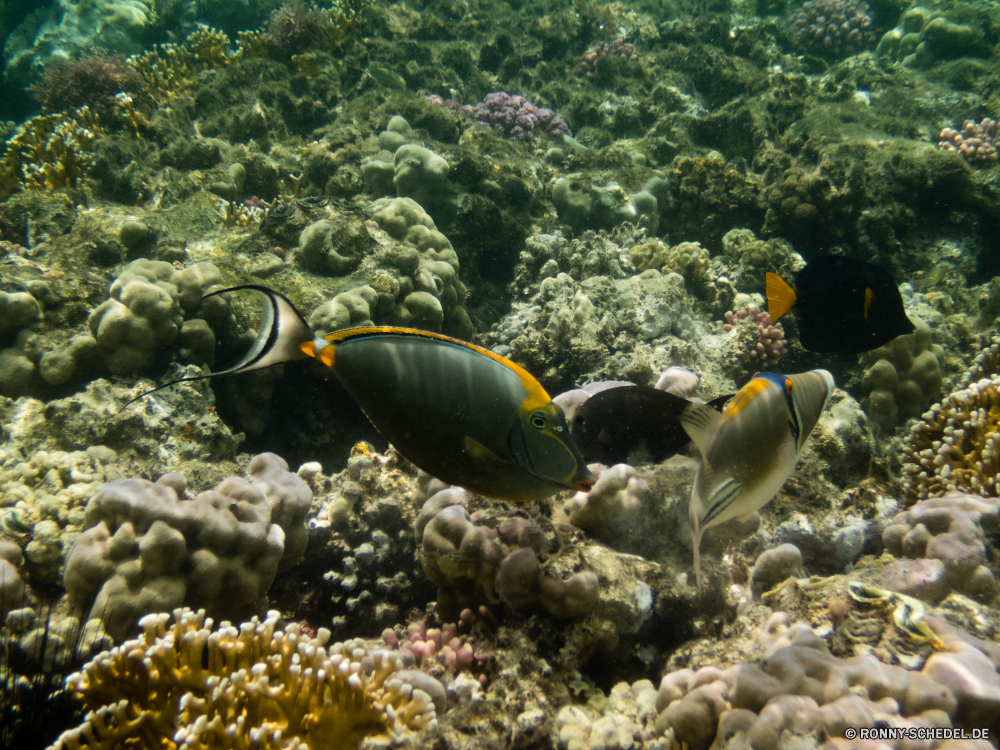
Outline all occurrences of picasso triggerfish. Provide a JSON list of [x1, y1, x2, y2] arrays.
[[131, 286, 594, 502], [679, 369, 834, 589], [767, 255, 915, 353]]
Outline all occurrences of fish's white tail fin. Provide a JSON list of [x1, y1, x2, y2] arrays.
[[689, 485, 705, 591]]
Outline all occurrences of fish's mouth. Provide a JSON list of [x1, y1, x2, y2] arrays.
[[575, 478, 595, 492]]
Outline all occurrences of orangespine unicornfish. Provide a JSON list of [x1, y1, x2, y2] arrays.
[[128, 286, 595, 502], [679, 369, 834, 589], [766, 255, 915, 353]]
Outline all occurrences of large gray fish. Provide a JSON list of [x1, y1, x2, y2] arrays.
[[130, 286, 594, 502], [679, 370, 834, 589]]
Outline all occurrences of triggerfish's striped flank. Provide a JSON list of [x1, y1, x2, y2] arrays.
[[679, 369, 834, 589], [127, 286, 594, 502]]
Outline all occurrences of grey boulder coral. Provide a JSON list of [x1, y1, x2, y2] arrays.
[[63, 452, 311, 640]]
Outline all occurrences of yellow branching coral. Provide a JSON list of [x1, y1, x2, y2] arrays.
[[901, 340, 1000, 503], [0, 107, 101, 201], [51, 608, 440, 750], [128, 28, 242, 103], [322, 0, 373, 46]]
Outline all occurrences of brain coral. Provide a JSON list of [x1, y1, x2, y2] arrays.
[[901, 340, 1000, 502], [53, 607, 441, 750]]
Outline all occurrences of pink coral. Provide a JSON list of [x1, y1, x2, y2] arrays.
[[381, 610, 493, 683], [724, 306, 787, 366], [938, 119, 999, 162]]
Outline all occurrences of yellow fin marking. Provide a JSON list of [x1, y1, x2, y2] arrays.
[[464, 435, 510, 466], [766, 272, 797, 322], [724, 377, 770, 418], [864, 287, 873, 320]]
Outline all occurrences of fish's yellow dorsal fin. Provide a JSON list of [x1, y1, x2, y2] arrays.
[[464, 435, 511, 466], [766, 272, 797, 322], [679, 403, 723, 459], [864, 287, 873, 320]]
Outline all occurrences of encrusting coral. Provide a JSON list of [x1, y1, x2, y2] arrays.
[[901, 339, 1000, 502], [51, 606, 441, 750]]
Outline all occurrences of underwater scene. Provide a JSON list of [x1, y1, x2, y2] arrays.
[[3, 0, 1000, 747]]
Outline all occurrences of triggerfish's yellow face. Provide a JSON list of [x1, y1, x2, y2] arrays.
[[509, 401, 593, 492]]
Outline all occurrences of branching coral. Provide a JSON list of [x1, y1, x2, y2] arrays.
[[52, 607, 441, 750], [127, 28, 241, 104], [901, 340, 1000, 502], [0, 107, 101, 201], [938, 119, 999, 162], [723, 306, 786, 367], [471, 92, 571, 142]]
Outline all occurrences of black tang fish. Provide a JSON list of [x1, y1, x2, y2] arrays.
[[767, 256, 915, 353], [568, 385, 732, 466], [128, 286, 594, 502]]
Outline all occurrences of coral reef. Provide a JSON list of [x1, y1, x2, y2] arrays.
[[471, 92, 571, 142], [652, 612, 1000, 749], [0, 108, 100, 201], [415, 487, 599, 620], [722, 306, 786, 368], [2, 0, 1000, 745], [862, 318, 943, 432], [63, 453, 310, 640], [938, 119, 999, 163], [901, 341, 1000, 502], [52, 606, 440, 750], [787, 0, 876, 60], [126, 28, 242, 104], [579, 39, 638, 79], [876, 7, 989, 69], [882, 491, 999, 604]]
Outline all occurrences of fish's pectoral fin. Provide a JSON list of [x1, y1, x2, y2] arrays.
[[679, 403, 723, 457], [118, 286, 315, 414], [464, 435, 514, 466], [766, 272, 797, 322]]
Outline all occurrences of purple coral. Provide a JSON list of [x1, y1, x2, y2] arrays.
[[724, 306, 787, 366], [787, 0, 876, 59], [470, 91, 571, 142], [938, 119, 999, 162]]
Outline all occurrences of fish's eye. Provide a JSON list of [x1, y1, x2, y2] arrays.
[[785, 379, 794, 395], [530, 412, 547, 430]]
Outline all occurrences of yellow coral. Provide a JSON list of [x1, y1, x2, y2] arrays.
[[0, 107, 101, 201], [128, 28, 241, 103], [52, 608, 439, 750], [237, 29, 272, 59], [901, 340, 1000, 502], [322, 0, 373, 46], [629, 239, 709, 278]]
